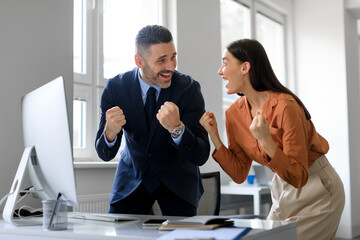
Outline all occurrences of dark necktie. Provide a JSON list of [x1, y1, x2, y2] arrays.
[[145, 87, 156, 128], [143, 87, 160, 193]]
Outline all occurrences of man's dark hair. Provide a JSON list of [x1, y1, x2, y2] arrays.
[[136, 25, 173, 56]]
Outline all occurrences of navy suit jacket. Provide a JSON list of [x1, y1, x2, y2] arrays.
[[95, 68, 210, 208]]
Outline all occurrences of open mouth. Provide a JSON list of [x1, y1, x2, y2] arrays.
[[224, 79, 229, 89], [159, 71, 172, 80]]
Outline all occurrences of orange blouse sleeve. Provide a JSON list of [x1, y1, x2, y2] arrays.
[[212, 94, 327, 189], [264, 101, 310, 188], [212, 110, 252, 184]]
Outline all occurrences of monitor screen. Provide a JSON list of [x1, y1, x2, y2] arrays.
[[2, 76, 78, 225]]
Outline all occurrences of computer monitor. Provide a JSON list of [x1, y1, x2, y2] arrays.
[[2, 76, 78, 225]]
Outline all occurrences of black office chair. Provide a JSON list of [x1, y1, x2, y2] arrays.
[[197, 171, 221, 216], [151, 171, 221, 216]]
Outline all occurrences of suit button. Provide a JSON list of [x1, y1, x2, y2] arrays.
[[147, 153, 152, 158]]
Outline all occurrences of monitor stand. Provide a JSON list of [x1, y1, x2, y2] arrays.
[[2, 146, 42, 225]]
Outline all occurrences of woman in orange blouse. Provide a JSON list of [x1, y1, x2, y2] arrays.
[[200, 39, 345, 240]]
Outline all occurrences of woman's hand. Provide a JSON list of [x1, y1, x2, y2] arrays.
[[200, 111, 223, 150], [249, 112, 271, 141], [249, 112, 277, 158], [199, 112, 217, 136]]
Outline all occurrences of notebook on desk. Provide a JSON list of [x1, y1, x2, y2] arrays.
[[68, 212, 138, 222], [158, 216, 234, 230], [157, 227, 251, 240]]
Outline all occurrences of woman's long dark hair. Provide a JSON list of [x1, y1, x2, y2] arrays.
[[227, 39, 311, 120]]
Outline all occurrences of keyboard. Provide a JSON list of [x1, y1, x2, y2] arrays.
[[68, 212, 139, 222]]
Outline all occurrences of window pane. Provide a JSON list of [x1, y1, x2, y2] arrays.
[[103, 0, 159, 79], [73, 98, 87, 148], [256, 13, 285, 85], [74, 0, 87, 74], [220, 0, 251, 103]]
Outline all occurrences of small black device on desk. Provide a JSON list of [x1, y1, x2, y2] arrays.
[[143, 219, 167, 228]]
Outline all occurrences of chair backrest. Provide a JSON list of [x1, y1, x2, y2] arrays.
[[197, 171, 221, 215], [151, 171, 221, 216]]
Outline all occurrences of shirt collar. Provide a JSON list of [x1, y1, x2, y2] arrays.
[[137, 69, 161, 99], [237, 92, 278, 118], [262, 92, 278, 117]]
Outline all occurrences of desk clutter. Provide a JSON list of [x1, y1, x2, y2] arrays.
[[70, 214, 252, 239], [158, 216, 234, 230], [68, 212, 138, 222], [0, 214, 297, 239], [42, 197, 69, 231], [157, 227, 251, 240]]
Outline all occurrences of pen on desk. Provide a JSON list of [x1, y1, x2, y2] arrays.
[[48, 192, 62, 229]]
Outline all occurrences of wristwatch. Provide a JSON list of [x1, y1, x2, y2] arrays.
[[170, 122, 184, 138]]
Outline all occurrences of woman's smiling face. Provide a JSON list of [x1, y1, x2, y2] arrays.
[[218, 49, 250, 95]]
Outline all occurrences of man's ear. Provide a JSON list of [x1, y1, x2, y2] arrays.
[[135, 54, 143, 68]]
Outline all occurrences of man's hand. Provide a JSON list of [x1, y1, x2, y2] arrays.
[[104, 106, 126, 142], [156, 101, 181, 132]]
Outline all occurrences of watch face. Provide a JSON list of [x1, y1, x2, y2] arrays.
[[171, 127, 182, 137], [171, 122, 183, 137]]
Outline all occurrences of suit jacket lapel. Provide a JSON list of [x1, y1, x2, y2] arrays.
[[130, 70, 148, 135]]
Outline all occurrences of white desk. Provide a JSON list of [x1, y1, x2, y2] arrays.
[[221, 182, 271, 215], [0, 214, 296, 240]]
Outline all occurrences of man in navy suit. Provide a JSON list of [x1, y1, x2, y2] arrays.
[[95, 25, 210, 216]]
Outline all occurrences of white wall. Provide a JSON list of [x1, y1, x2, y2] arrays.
[[0, 0, 73, 211], [294, 0, 360, 238], [172, 0, 231, 184], [345, 1, 360, 237], [75, 167, 115, 196]]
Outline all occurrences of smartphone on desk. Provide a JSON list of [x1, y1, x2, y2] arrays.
[[142, 219, 167, 228]]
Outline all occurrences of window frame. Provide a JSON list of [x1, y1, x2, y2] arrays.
[[73, 0, 108, 161], [220, 0, 287, 144], [73, 0, 96, 161], [221, 0, 287, 104], [73, 0, 162, 162], [254, 1, 287, 86], [73, 84, 93, 159], [74, 0, 93, 85]]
